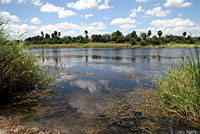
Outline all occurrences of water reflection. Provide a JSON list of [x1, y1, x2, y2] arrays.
[[70, 79, 110, 94], [32, 48, 187, 93]]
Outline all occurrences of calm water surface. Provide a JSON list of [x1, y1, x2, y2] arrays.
[[32, 48, 185, 93], [1, 48, 192, 133]]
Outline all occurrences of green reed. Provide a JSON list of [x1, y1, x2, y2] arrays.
[[158, 47, 200, 127]]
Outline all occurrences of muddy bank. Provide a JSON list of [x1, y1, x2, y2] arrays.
[[0, 116, 62, 134]]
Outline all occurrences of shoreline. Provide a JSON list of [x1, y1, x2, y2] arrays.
[[24, 43, 200, 49]]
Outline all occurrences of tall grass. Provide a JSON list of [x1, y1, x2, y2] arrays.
[[0, 22, 52, 100], [158, 47, 200, 126]]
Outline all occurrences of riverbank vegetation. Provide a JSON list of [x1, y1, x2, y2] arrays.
[[24, 30, 200, 47], [0, 21, 52, 103], [25, 43, 200, 48], [158, 48, 200, 127]]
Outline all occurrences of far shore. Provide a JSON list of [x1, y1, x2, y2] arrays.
[[24, 43, 200, 49]]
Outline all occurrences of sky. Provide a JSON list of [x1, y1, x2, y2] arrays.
[[0, 0, 200, 39]]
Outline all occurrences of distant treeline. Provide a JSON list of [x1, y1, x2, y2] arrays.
[[24, 30, 200, 45]]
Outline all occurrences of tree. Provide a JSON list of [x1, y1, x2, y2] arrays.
[[54, 31, 58, 37], [58, 32, 61, 37], [51, 33, 55, 38], [85, 30, 88, 37], [183, 32, 187, 37], [131, 31, 137, 38], [45, 33, 50, 39], [111, 30, 124, 43], [158, 30, 162, 38], [147, 30, 152, 37], [152, 35, 160, 45], [140, 32, 147, 40], [41, 31, 44, 37]]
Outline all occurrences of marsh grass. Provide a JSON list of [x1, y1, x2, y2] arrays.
[[0, 25, 52, 102], [25, 43, 200, 49], [158, 46, 200, 127]]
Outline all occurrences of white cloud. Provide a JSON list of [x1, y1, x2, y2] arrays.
[[85, 14, 93, 19], [164, 0, 192, 7], [63, 31, 79, 37], [110, 17, 136, 30], [151, 18, 195, 27], [3, 22, 37, 38], [150, 18, 199, 35], [31, 0, 42, 6], [0, 0, 11, 4], [136, 0, 148, 2], [145, 6, 171, 17], [34, 21, 106, 37], [119, 24, 136, 30], [130, 6, 145, 17], [67, 0, 102, 10], [40, 3, 76, 18], [30, 17, 41, 24], [104, 17, 108, 19], [0, 11, 20, 22], [58, 10, 76, 18], [17, 0, 25, 3], [98, 0, 113, 10], [40, 2, 63, 13], [110, 17, 136, 26], [178, 13, 182, 17]]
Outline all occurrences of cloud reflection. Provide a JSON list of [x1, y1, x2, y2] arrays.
[[111, 65, 135, 73], [70, 79, 110, 94]]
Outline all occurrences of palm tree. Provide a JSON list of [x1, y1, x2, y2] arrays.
[[58, 32, 61, 37], [183, 32, 187, 37], [41, 31, 44, 37], [147, 30, 152, 38], [85, 30, 88, 37], [158, 30, 162, 38], [54, 31, 58, 37]]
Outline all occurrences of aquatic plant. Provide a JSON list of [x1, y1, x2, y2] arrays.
[[0, 21, 52, 100], [158, 47, 200, 127]]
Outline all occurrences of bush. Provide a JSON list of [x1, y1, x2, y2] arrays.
[[140, 40, 147, 46], [158, 48, 200, 127]]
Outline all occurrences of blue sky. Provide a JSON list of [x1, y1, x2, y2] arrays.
[[0, 0, 200, 39]]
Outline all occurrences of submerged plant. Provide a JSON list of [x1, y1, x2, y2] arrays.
[[158, 47, 200, 127]]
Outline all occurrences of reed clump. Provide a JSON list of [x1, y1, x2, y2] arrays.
[[158, 47, 200, 127], [0, 22, 52, 100]]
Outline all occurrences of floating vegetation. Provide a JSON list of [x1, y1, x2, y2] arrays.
[[99, 88, 198, 133]]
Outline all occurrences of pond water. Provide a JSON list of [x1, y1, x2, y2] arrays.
[[1, 48, 195, 133], [32, 48, 185, 93]]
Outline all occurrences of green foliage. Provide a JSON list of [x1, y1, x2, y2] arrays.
[[0, 22, 52, 98], [140, 32, 147, 40], [157, 30, 162, 38], [24, 29, 200, 46], [111, 30, 124, 43], [158, 48, 200, 127], [140, 40, 147, 46], [0, 41, 52, 96], [152, 36, 160, 45]]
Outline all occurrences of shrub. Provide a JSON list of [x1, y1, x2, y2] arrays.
[[158, 48, 200, 127], [140, 40, 147, 46]]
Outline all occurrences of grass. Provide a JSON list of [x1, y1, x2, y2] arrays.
[[0, 31, 52, 102], [158, 47, 200, 127], [25, 42, 200, 48]]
